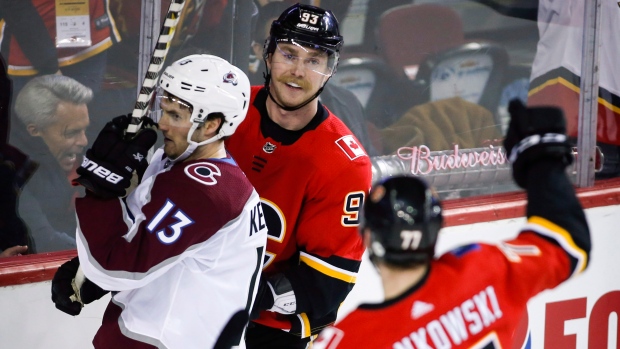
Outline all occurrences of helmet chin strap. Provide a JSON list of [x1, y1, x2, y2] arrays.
[[167, 123, 221, 164]]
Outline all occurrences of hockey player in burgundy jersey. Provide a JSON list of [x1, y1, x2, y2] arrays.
[[51, 55, 268, 348], [225, 4, 372, 348], [314, 100, 591, 349]]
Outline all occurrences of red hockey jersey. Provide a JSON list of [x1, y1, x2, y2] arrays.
[[314, 217, 589, 349], [5, 0, 121, 76], [226, 86, 372, 337]]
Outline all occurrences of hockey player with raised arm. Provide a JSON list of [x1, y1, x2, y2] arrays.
[[50, 54, 268, 349], [314, 100, 591, 349], [225, 4, 372, 348]]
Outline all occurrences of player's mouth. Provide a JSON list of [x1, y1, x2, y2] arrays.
[[286, 82, 303, 90], [277, 76, 310, 92], [59, 152, 79, 171]]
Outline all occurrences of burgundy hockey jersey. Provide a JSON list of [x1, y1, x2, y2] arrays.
[[226, 86, 372, 337], [76, 149, 267, 349], [314, 217, 589, 349]]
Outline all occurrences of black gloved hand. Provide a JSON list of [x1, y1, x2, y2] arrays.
[[51, 257, 109, 316], [73, 115, 157, 198], [504, 99, 573, 188], [249, 278, 274, 320]]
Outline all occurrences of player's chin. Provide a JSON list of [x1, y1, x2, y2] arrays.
[[163, 143, 177, 159]]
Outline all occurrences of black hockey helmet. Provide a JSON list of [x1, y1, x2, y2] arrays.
[[262, 3, 343, 111], [264, 3, 343, 60], [362, 176, 443, 267]]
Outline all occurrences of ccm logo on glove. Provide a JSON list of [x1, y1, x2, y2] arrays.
[[81, 157, 124, 184]]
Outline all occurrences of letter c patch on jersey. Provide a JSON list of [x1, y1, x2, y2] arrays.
[[184, 162, 221, 185]]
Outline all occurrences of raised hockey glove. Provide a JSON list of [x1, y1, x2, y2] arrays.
[[503, 99, 573, 188], [73, 115, 157, 198], [51, 257, 109, 316]]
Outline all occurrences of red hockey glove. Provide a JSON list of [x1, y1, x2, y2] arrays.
[[73, 115, 157, 198], [503, 99, 573, 188]]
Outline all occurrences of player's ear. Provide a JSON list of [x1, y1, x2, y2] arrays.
[[199, 117, 222, 138], [27, 123, 41, 137]]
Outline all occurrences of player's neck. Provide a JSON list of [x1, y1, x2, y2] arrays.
[[265, 94, 318, 131], [379, 264, 428, 301], [186, 141, 226, 161]]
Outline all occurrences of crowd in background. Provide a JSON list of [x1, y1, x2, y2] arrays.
[[0, 0, 615, 256]]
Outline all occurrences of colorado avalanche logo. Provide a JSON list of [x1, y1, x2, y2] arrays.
[[223, 71, 238, 86], [184, 162, 221, 185]]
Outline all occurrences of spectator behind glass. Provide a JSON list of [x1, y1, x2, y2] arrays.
[[0, 55, 34, 257], [249, 1, 377, 156], [13, 75, 91, 253], [3, 0, 120, 145]]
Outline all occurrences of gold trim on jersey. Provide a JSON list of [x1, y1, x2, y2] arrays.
[[8, 38, 113, 76], [528, 76, 579, 96], [261, 198, 286, 243], [529, 76, 620, 115], [297, 313, 312, 338], [525, 216, 588, 275], [299, 252, 357, 283], [262, 251, 276, 270], [104, 0, 122, 42]]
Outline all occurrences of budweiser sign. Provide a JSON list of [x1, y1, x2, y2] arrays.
[[396, 145, 508, 175]]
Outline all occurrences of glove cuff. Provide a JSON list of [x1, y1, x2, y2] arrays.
[[508, 133, 570, 163], [509, 133, 573, 188]]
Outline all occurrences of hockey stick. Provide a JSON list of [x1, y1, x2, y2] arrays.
[[126, 0, 187, 137]]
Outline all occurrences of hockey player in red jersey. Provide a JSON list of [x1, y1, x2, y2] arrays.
[[51, 55, 268, 348], [314, 100, 591, 349], [225, 3, 372, 348]]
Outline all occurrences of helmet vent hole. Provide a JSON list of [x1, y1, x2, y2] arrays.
[[181, 82, 192, 91], [201, 69, 209, 72], [195, 86, 206, 92]]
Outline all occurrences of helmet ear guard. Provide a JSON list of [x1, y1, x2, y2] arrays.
[[362, 176, 443, 267]]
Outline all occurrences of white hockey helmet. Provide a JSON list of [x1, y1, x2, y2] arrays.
[[154, 54, 250, 160]]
